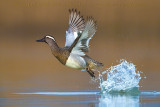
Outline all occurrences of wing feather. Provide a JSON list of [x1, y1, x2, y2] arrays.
[[65, 9, 85, 47], [71, 17, 97, 56]]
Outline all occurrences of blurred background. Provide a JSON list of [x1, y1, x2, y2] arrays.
[[0, 0, 160, 97]]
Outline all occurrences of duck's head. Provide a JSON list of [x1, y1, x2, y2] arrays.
[[36, 35, 56, 44]]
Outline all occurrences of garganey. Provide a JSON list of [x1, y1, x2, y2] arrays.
[[36, 9, 103, 78]]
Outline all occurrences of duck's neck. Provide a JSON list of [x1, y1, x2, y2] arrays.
[[48, 40, 68, 65], [47, 41, 61, 56]]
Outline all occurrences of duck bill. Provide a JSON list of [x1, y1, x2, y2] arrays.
[[36, 37, 45, 42]]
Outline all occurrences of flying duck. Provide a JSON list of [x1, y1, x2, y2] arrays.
[[36, 9, 103, 78]]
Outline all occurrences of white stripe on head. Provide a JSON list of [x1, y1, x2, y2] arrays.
[[46, 36, 55, 41]]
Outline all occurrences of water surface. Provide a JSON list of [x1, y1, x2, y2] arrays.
[[1, 60, 160, 107], [0, 89, 160, 107]]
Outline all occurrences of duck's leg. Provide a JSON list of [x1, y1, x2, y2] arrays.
[[90, 69, 95, 74], [86, 68, 95, 78]]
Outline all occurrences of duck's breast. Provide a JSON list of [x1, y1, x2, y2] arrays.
[[65, 54, 86, 69]]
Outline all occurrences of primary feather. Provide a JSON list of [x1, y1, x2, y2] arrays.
[[65, 9, 85, 47], [71, 17, 97, 56]]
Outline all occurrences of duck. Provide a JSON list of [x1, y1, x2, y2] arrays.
[[36, 9, 103, 78]]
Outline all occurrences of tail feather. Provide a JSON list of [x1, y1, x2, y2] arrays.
[[84, 55, 103, 69]]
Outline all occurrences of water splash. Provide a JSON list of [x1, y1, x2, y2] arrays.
[[100, 59, 141, 93]]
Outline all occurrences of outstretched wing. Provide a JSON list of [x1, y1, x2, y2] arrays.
[[65, 9, 85, 47], [71, 17, 97, 56]]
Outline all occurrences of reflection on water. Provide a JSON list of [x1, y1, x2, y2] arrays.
[[99, 92, 139, 107], [15, 91, 140, 107], [99, 91, 160, 107], [10, 91, 160, 107]]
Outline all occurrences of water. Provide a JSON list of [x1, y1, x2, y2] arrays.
[[4, 91, 160, 107], [100, 59, 141, 93], [1, 59, 160, 107], [1, 1, 160, 106]]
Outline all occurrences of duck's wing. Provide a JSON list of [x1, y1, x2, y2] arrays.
[[65, 9, 85, 47], [71, 17, 97, 56]]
